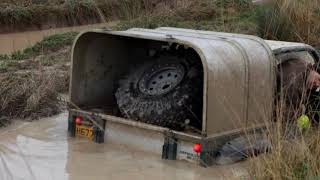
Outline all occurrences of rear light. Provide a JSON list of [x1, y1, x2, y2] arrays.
[[193, 143, 201, 153], [75, 117, 82, 124]]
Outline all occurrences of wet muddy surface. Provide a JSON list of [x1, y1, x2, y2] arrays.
[[0, 23, 116, 55], [0, 112, 249, 180]]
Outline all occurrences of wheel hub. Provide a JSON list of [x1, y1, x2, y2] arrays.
[[138, 63, 185, 96]]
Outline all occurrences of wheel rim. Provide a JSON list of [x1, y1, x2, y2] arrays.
[[138, 63, 185, 96]]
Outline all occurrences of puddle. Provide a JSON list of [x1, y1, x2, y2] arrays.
[[0, 112, 249, 180], [0, 23, 116, 55]]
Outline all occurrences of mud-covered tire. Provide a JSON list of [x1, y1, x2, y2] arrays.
[[215, 135, 271, 165], [115, 51, 203, 130]]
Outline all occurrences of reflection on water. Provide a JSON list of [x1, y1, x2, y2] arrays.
[[0, 23, 116, 55], [0, 113, 248, 180]]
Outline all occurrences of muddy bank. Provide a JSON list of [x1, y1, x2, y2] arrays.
[[0, 112, 248, 180], [0, 0, 109, 33], [0, 0, 259, 34], [0, 0, 175, 33]]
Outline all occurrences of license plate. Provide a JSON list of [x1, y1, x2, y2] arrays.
[[76, 125, 93, 139]]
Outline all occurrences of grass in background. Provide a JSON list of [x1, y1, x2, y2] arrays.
[[0, 0, 261, 34], [257, 0, 320, 48], [0, 0, 119, 32], [115, 0, 259, 34], [250, 1, 320, 177]]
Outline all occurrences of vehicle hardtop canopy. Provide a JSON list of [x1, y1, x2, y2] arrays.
[[70, 27, 275, 138]]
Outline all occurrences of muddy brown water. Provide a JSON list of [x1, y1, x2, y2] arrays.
[[0, 23, 116, 55], [0, 112, 249, 180]]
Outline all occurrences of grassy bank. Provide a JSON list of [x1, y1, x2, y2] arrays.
[[0, 0, 141, 33], [115, 0, 259, 34], [0, 0, 259, 33], [0, 32, 75, 124]]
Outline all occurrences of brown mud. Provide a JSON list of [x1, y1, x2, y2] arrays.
[[0, 112, 249, 180]]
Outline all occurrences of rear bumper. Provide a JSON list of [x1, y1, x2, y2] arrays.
[[68, 109, 266, 166], [68, 109, 202, 165]]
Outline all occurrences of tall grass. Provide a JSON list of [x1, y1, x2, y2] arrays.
[[250, 107, 320, 179], [0, 0, 154, 33], [115, 0, 258, 35], [0, 71, 67, 119], [251, 33, 320, 180], [257, 0, 320, 48], [0, 0, 259, 33], [251, 1, 320, 175]]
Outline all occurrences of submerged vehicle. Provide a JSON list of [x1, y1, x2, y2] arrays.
[[67, 27, 319, 166]]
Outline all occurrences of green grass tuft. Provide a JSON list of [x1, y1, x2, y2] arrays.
[[31, 32, 78, 53]]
